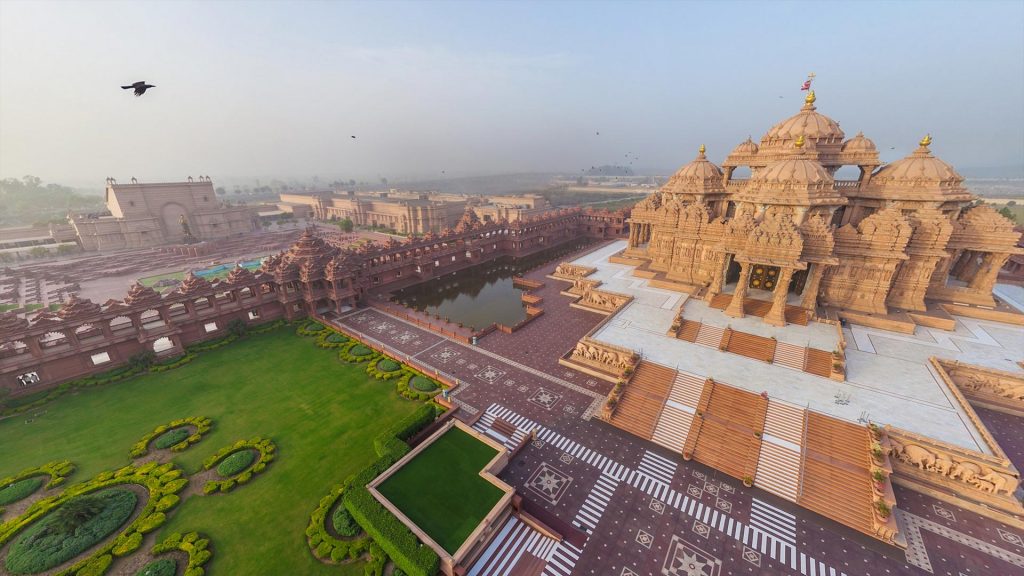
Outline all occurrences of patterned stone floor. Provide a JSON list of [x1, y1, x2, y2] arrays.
[[975, 405, 1024, 472], [329, 273, 1024, 576]]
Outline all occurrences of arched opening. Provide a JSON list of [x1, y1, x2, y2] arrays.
[[75, 323, 101, 340], [109, 315, 133, 332], [140, 309, 164, 329], [238, 286, 254, 299], [833, 165, 861, 181], [152, 336, 174, 354], [0, 340, 28, 359], [731, 166, 752, 180], [725, 258, 741, 286], [40, 331, 69, 349], [193, 297, 211, 311], [167, 302, 188, 318]]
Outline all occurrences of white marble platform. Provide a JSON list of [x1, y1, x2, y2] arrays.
[[573, 240, 1024, 454]]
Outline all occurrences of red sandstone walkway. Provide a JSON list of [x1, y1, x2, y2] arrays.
[[329, 304, 1024, 576]]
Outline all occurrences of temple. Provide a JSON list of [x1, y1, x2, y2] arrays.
[[626, 91, 1021, 328]]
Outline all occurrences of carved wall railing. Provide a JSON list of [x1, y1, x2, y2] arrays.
[[884, 425, 1021, 515], [929, 358, 1011, 462], [937, 358, 1024, 417], [559, 336, 639, 386], [549, 262, 597, 281]]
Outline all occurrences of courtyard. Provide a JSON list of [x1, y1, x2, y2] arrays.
[[0, 324, 422, 575], [376, 426, 505, 555]]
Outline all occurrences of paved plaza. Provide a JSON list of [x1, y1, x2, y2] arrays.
[[330, 249, 1024, 576]]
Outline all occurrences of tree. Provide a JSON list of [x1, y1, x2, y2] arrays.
[[129, 350, 156, 371], [338, 218, 354, 233], [28, 246, 50, 259], [215, 187, 227, 196], [998, 206, 1018, 223], [56, 244, 77, 256], [1008, 200, 1017, 206], [227, 318, 248, 337]]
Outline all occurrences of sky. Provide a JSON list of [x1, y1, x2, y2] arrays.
[[1, 0, 1022, 187]]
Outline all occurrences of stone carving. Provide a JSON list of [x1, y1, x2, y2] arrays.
[[577, 284, 630, 312], [887, 434, 1020, 498], [552, 262, 595, 280], [570, 338, 638, 374]]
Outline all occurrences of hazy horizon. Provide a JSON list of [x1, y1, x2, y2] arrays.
[[1, 0, 1022, 188]]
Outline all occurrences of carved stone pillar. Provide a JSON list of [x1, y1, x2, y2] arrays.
[[764, 267, 794, 326], [725, 262, 751, 318], [968, 253, 1009, 292], [705, 254, 729, 303], [800, 264, 825, 311], [960, 252, 985, 283], [27, 336, 44, 358]]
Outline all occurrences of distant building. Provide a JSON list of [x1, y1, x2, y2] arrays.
[[280, 190, 558, 235], [69, 177, 256, 250]]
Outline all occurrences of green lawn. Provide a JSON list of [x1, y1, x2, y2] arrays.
[[377, 427, 504, 554], [138, 271, 185, 287], [0, 326, 421, 575]]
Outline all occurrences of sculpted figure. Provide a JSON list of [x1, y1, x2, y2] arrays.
[[950, 461, 982, 483], [901, 445, 935, 470], [975, 468, 1014, 494], [931, 456, 953, 476]]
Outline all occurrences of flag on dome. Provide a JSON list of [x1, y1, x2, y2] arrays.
[[801, 72, 816, 91]]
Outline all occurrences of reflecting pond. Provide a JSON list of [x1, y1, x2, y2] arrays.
[[390, 239, 593, 329]]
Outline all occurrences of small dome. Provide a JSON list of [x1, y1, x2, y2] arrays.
[[662, 145, 725, 196], [124, 281, 162, 305], [871, 135, 963, 187], [842, 131, 876, 153], [731, 136, 759, 156], [762, 91, 845, 145]]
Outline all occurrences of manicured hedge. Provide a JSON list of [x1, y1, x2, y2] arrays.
[[377, 359, 400, 372], [0, 461, 188, 575], [351, 345, 372, 356], [130, 417, 213, 458], [4, 488, 137, 574], [303, 484, 374, 566], [0, 460, 75, 495], [201, 438, 275, 494], [396, 373, 441, 401], [136, 557, 176, 576], [313, 329, 351, 349], [343, 403, 439, 576], [296, 320, 326, 336], [216, 450, 256, 477], [0, 477, 42, 506], [152, 531, 213, 576], [339, 341, 381, 363], [153, 428, 191, 450]]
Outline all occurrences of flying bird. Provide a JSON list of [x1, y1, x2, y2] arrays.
[[121, 81, 155, 97], [351, 135, 356, 139]]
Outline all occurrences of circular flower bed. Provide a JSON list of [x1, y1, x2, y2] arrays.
[[410, 376, 438, 392], [350, 345, 373, 357], [130, 417, 212, 458], [4, 488, 138, 574], [136, 557, 176, 576], [216, 450, 256, 477], [152, 428, 190, 450], [0, 477, 43, 506]]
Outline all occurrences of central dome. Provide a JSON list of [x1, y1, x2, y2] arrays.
[[762, 91, 845, 146], [753, 138, 834, 186]]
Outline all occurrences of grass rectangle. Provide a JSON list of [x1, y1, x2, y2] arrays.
[[377, 427, 504, 554]]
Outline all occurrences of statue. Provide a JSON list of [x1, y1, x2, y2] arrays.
[[179, 214, 198, 244]]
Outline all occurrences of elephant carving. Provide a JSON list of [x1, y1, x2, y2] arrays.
[[930, 456, 953, 476], [950, 461, 982, 483], [901, 445, 935, 470]]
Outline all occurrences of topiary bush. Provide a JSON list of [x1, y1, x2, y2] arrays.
[[331, 505, 360, 537], [350, 345, 372, 356], [296, 321, 326, 336], [410, 376, 438, 392], [4, 489, 138, 574], [153, 428, 191, 450], [377, 359, 400, 372], [136, 558, 177, 576], [0, 476, 42, 506], [216, 450, 256, 477], [0, 461, 75, 495], [152, 531, 213, 576]]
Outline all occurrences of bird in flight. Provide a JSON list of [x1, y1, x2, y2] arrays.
[[121, 81, 155, 96], [351, 135, 356, 139]]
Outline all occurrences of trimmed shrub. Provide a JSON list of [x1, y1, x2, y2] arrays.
[[0, 476, 42, 505], [332, 505, 360, 537], [4, 489, 137, 574], [216, 450, 256, 477], [377, 359, 400, 372], [152, 531, 213, 576], [350, 345, 372, 357], [0, 461, 75, 494], [297, 320, 326, 336], [410, 376, 438, 392], [326, 332, 348, 343], [136, 558, 176, 576], [153, 428, 191, 450]]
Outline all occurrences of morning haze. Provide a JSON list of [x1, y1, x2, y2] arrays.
[[1, 0, 1022, 186]]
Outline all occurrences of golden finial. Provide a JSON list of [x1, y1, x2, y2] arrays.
[[698, 143, 706, 156], [919, 133, 932, 147], [794, 135, 805, 149], [804, 90, 816, 106]]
